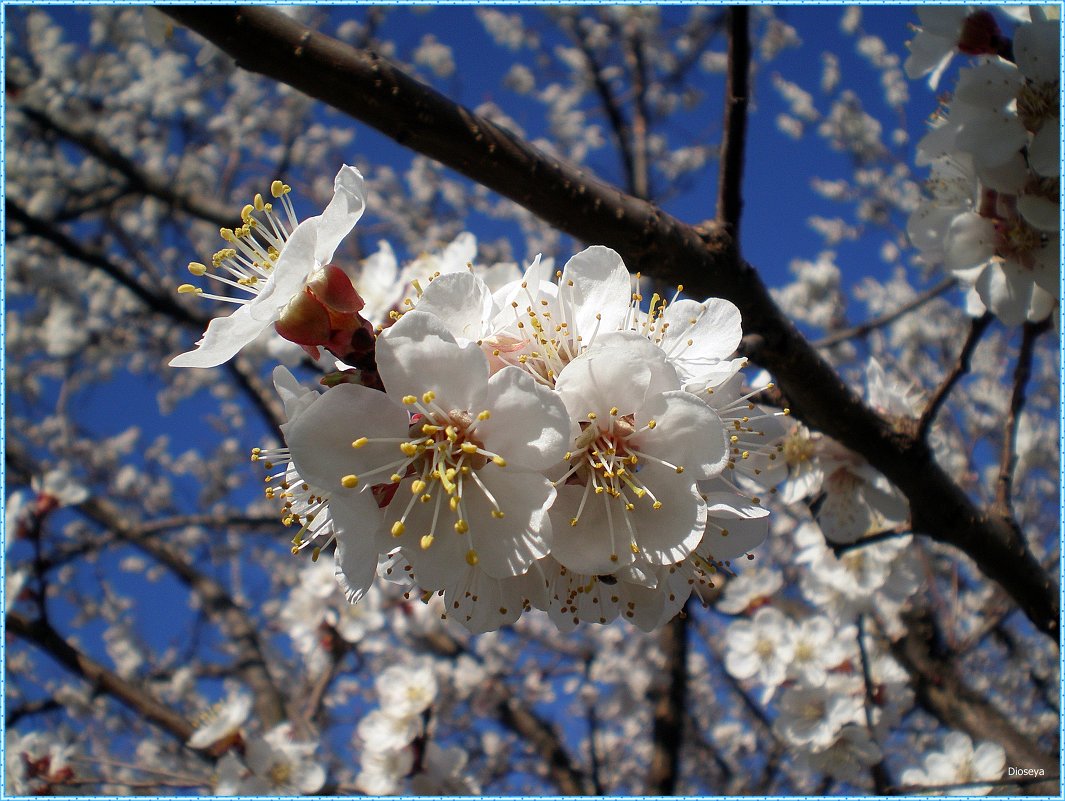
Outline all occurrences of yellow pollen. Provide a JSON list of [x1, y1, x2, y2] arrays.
[[491, 510, 505, 519], [465, 549, 479, 566], [675, 466, 685, 473], [411, 479, 427, 494], [391, 521, 405, 537], [352, 437, 369, 448], [270, 180, 286, 198], [461, 443, 478, 454], [187, 262, 207, 276], [492, 455, 507, 467], [570, 518, 579, 526], [420, 534, 434, 550], [609, 406, 619, 416], [341, 474, 359, 488], [177, 284, 201, 294], [402, 395, 418, 405], [422, 391, 436, 403], [652, 501, 663, 510], [647, 420, 657, 429], [400, 442, 419, 456], [254, 193, 265, 211], [311, 547, 321, 562]]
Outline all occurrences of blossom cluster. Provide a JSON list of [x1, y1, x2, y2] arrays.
[[171, 166, 781, 633], [906, 8, 1059, 325]]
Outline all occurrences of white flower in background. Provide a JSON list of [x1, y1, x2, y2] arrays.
[[410, 742, 480, 795], [215, 725, 326, 795], [356, 746, 414, 796], [772, 677, 865, 751], [717, 566, 783, 614], [788, 616, 854, 687], [376, 659, 439, 719], [6, 730, 77, 794], [171, 165, 365, 367], [899, 731, 1006, 795], [550, 334, 727, 575], [284, 310, 568, 609], [796, 724, 883, 782], [187, 692, 252, 750], [357, 709, 422, 754], [724, 606, 795, 701], [32, 468, 89, 509]]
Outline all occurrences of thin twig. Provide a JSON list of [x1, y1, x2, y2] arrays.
[[829, 524, 911, 557], [855, 616, 891, 794], [995, 318, 1051, 515], [918, 312, 992, 441], [625, 25, 651, 200], [715, 6, 750, 237], [814, 276, 957, 349], [890, 774, 1059, 794], [646, 607, 690, 794]]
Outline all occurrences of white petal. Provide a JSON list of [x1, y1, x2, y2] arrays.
[[250, 217, 320, 321], [559, 246, 633, 338], [284, 383, 409, 494], [1028, 125, 1059, 178], [168, 304, 272, 368], [477, 367, 570, 471], [623, 465, 706, 566], [1017, 194, 1059, 233], [658, 298, 742, 383], [466, 470, 555, 578], [378, 310, 490, 411], [954, 61, 1023, 108], [414, 271, 496, 343], [314, 165, 367, 265], [636, 391, 728, 479], [1014, 20, 1060, 83], [550, 485, 636, 574], [976, 262, 1032, 325], [944, 212, 995, 271], [332, 494, 385, 605]]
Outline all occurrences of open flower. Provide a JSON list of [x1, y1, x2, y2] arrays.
[[283, 310, 570, 606], [550, 333, 728, 575], [170, 165, 365, 367]]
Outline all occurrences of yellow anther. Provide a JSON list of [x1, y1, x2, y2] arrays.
[[241, 204, 254, 222], [270, 180, 286, 198], [177, 284, 201, 294], [352, 437, 369, 448], [445, 425, 458, 441], [422, 391, 436, 404], [492, 455, 507, 467], [570, 518, 579, 527], [391, 521, 405, 537], [730, 435, 739, 443], [461, 442, 478, 454], [449, 496, 459, 511], [609, 406, 619, 416], [254, 193, 265, 211], [400, 442, 419, 456], [563, 452, 572, 461], [421, 423, 440, 434], [677, 284, 684, 292], [783, 408, 791, 415], [465, 549, 479, 566], [411, 479, 427, 495], [741, 451, 750, 460], [652, 501, 663, 509], [675, 465, 685, 473], [587, 412, 597, 420], [420, 534, 434, 550], [647, 420, 657, 429], [390, 474, 404, 483], [219, 227, 236, 242], [766, 382, 775, 389], [402, 395, 418, 405], [341, 474, 359, 488], [420, 494, 432, 503], [491, 510, 505, 519], [631, 543, 640, 554], [477, 410, 491, 421], [454, 519, 469, 534], [187, 262, 207, 276], [311, 547, 321, 562]]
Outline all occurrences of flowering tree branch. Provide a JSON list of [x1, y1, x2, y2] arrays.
[[160, 5, 1059, 639], [6, 612, 196, 743], [888, 610, 1057, 791], [917, 311, 993, 441]]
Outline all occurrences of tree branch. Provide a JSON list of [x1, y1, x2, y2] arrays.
[[888, 610, 1057, 794], [646, 609, 689, 794], [7, 612, 195, 743], [994, 318, 1050, 515], [715, 6, 750, 237], [917, 312, 993, 441], [161, 5, 1059, 639]]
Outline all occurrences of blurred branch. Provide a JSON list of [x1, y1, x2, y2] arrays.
[[813, 276, 957, 349], [855, 617, 891, 794], [994, 318, 1051, 516], [6, 442, 287, 730], [14, 103, 234, 228], [625, 26, 651, 200], [888, 610, 1057, 794], [560, 12, 637, 197], [917, 312, 992, 441], [646, 609, 689, 794], [162, 5, 1059, 639], [715, 6, 749, 238], [7, 612, 195, 743], [890, 775, 1060, 794], [7, 199, 203, 327]]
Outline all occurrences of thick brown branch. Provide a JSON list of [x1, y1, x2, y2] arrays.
[[716, 6, 750, 237], [646, 610, 690, 794], [7, 612, 195, 743], [161, 6, 1058, 639]]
